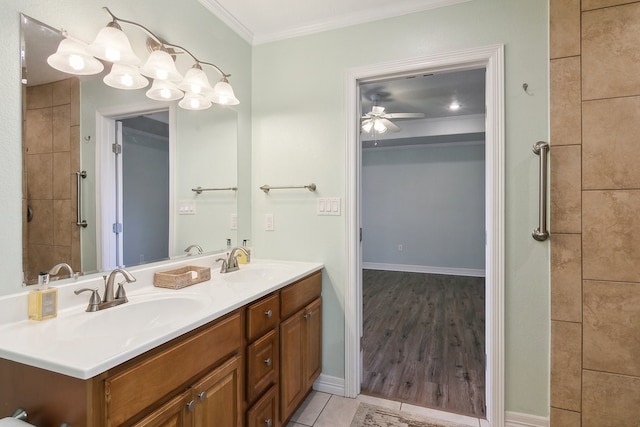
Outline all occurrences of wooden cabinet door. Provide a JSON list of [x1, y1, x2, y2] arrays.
[[192, 355, 243, 427], [132, 390, 191, 427], [247, 386, 278, 427], [304, 298, 322, 386], [279, 309, 305, 422]]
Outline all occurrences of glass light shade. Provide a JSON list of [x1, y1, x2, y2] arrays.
[[178, 66, 213, 95], [103, 63, 149, 90], [210, 79, 240, 105], [146, 79, 184, 101], [373, 119, 387, 134], [47, 38, 104, 75], [179, 92, 212, 110], [139, 50, 183, 82], [361, 120, 373, 133], [89, 25, 140, 65]]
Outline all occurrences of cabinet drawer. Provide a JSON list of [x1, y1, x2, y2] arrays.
[[247, 385, 278, 427], [247, 293, 279, 342], [105, 311, 242, 426], [246, 329, 278, 403], [280, 271, 321, 319]]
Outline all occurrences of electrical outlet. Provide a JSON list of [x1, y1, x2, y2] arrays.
[[265, 213, 274, 231]]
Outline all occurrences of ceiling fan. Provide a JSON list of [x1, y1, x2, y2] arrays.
[[361, 104, 425, 134]]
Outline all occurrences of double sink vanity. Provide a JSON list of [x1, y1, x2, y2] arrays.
[[0, 255, 323, 427]]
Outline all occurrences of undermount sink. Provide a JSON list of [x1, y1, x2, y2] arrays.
[[220, 263, 294, 283], [41, 293, 212, 345]]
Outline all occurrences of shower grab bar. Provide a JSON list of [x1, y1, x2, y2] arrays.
[[192, 186, 238, 194], [259, 183, 317, 194], [532, 141, 549, 241], [76, 171, 87, 228]]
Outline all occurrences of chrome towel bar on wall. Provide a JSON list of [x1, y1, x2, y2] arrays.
[[532, 141, 549, 241], [259, 183, 317, 194], [191, 186, 238, 194]]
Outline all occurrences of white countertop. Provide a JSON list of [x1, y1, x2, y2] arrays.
[[0, 257, 323, 379]]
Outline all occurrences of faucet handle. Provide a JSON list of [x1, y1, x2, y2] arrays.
[[74, 288, 100, 312], [216, 257, 228, 273], [115, 281, 129, 302]]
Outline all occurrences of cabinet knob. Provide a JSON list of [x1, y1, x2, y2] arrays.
[[264, 419, 273, 427], [303, 311, 312, 319], [264, 358, 272, 367], [186, 400, 196, 412], [198, 391, 207, 401], [265, 309, 273, 318]]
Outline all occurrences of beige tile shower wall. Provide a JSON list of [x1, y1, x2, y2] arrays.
[[550, 1, 640, 425], [23, 78, 80, 283]]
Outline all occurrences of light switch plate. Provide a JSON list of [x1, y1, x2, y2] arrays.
[[317, 197, 341, 216], [178, 200, 196, 215]]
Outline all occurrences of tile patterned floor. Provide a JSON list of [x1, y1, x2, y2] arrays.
[[286, 391, 489, 427]]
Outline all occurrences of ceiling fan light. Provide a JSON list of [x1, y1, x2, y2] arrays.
[[103, 63, 149, 90], [89, 24, 140, 65], [179, 92, 212, 110], [47, 38, 104, 75], [210, 78, 240, 105], [361, 120, 374, 133], [146, 79, 184, 101], [140, 49, 183, 82], [373, 119, 387, 134], [178, 65, 213, 95], [449, 101, 461, 111]]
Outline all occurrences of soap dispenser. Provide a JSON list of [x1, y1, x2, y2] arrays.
[[28, 272, 58, 321], [238, 239, 251, 264]]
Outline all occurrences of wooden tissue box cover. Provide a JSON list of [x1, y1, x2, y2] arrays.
[[153, 266, 211, 289]]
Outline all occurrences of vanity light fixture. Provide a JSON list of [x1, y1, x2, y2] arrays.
[[46, 38, 104, 75], [46, 6, 239, 110], [103, 63, 149, 90], [146, 79, 184, 101]]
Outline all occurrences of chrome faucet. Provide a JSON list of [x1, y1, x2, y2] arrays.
[[216, 247, 249, 273], [184, 244, 204, 255], [48, 263, 76, 280], [74, 268, 136, 312]]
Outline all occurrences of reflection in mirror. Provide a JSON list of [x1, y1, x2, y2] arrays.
[[21, 14, 239, 285]]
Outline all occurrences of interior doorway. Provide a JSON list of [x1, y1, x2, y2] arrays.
[[358, 68, 486, 416], [344, 45, 505, 426]]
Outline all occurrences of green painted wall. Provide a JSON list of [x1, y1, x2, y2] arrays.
[[251, 0, 549, 416]]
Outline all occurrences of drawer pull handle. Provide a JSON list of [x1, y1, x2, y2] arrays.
[[265, 309, 273, 318], [198, 391, 207, 401], [186, 400, 196, 411], [304, 311, 312, 319], [264, 419, 273, 427], [264, 358, 272, 367]]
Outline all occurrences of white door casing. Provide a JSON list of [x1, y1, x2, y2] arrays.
[[344, 44, 504, 426]]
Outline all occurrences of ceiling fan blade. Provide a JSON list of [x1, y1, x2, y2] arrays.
[[384, 112, 426, 119], [380, 118, 400, 132]]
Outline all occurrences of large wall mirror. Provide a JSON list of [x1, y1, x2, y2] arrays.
[[21, 14, 240, 285]]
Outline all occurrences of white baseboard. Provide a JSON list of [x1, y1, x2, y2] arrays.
[[363, 262, 486, 278], [313, 374, 346, 396], [505, 411, 549, 427]]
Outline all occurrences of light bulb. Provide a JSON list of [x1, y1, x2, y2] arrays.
[[373, 119, 387, 133], [362, 121, 373, 133], [120, 74, 133, 88], [190, 98, 200, 109], [68, 54, 85, 71], [160, 88, 172, 99]]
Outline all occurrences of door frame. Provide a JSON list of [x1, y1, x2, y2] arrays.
[[344, 44, 504, 425], [95, 102, 177, 271]]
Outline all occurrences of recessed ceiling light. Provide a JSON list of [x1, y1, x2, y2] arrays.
[[449, 101, 461, 111]]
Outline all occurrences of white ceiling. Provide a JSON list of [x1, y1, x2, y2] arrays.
[[197, 0, 471, 45]]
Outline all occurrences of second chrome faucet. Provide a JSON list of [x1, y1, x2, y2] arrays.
[[75, 268, 136, 312], [216, 247, 249, 273]]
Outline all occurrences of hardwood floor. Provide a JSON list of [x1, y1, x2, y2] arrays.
[[361, 269, 485, 418]]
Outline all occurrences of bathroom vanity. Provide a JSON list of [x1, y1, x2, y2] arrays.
[[0, 258, 322, 427]]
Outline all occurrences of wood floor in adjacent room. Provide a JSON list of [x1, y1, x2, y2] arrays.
[[361, 269, 486, 418]]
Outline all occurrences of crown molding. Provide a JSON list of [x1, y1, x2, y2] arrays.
[[196, 0, 254, 44], [199, 0, 471, 46]]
